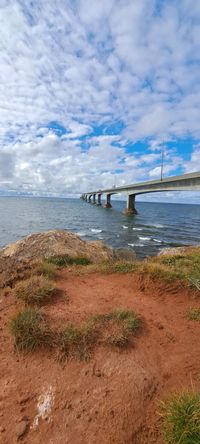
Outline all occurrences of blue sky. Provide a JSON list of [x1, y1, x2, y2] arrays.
[[0, 0, 200, 203]]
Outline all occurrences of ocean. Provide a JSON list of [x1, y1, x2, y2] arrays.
[[0, 196, 200, 258]]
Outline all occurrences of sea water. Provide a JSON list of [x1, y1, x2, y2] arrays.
[[0, 196, 200, 258]]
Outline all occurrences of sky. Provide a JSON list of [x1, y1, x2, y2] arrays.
[[0, 0, 200, 203]]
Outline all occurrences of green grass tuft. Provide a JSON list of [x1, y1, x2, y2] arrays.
[[46, 255, 91, 267], [10, 308, 52, 351], [186, 308, 200, 322], [13, 275, 57, 306], [161, 391, 200, 444], [59, 322, 96, 361]]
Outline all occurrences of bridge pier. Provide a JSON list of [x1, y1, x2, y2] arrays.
[[92, 194, 96, 204], [88, 195, 92, 203], [96, 193, 102, 206], [105, 194, 112, 208], [124, 194, 138, 215]]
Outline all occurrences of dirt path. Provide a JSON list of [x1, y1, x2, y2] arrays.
[[0, 270, 199, 443]]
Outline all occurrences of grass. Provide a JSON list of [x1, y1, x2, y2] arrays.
[[45, 255, 91, 267], [161, 391, 200, 444], [10, 307, 141, 359], [71, 260, 138, 276], [59, 322, 96, 361], [36, 261, 57, 279], [186, 308, 200, 322], [13, 275, 57, 306], [92, 308, 140, 348], [137, 250, 200, 284], [10, 308, 52, 351]]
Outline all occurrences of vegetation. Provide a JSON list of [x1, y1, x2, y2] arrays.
[[13, 275, 57, 306], [72, 260, 138, 276], [136, 250, 200, 284], [10, 308, 52, 351], [186, 308, 200, 322], [10, 306, 141, 359], [36, 261, 57, 279], [59, 322, 96, 361], [45, 255, 91, 267], [161, 391, 200, 444], [92, 308, 140, 347]]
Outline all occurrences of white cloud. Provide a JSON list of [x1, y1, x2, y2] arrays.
[[0, 1, 200, 202]]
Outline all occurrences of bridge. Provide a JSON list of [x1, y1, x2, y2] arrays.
[[81, 171, 200, 215]]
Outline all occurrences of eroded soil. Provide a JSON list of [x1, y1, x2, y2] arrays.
[[0, 270, 199, 443]]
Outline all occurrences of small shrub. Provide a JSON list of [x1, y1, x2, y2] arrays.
[[46, 255, 91, 267], [59, 322, 96, 361], [161, 391, 200, 444], [13, 275, 57, 306], [37, 261, 57, 279], [10, 308, 52, 351], [187, 308, 200, 322]]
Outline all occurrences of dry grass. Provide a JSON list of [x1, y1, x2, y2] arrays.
[[92, 308, 141, 348], [186, 308, 200, 322], [71, 260, 138, 276], [36, 261, 57, 279], [13, 275, 57, 306]]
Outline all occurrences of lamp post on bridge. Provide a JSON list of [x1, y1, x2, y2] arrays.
[[161, 147, 164, 181]]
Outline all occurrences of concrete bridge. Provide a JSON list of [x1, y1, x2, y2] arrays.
[[81, 171, 200, 215]]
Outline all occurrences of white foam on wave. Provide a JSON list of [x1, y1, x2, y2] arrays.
[[132, 227, 142, 231], [76, 232, 87, 237], [153, 238, 162, 243], [128, 243, 145, 247], [152, 224, 164, 228], [138, 236, 151, 241], [91, 228, 102, 234], [122, 225, 128, 229]]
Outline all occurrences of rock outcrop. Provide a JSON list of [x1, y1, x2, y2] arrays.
[[0, 230, 114, 263]]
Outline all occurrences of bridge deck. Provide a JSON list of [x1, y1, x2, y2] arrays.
[[86, 171, 200, 196]]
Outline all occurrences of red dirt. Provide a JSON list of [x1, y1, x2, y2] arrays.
[[0, 270, 199, 444]]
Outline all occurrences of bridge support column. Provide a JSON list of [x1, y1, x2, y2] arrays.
[[105, 194, 112, 208], [124, 194, 138, 215], [88, 195, 92, 203], [96, 193, 102, 206], [92, 194, 96, 204]]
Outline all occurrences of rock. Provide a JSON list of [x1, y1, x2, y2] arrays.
[[0, 230, 114, 263], [0, 426, 5, 432], [16, 421, 28, 439]]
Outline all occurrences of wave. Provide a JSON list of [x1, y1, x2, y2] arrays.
[[138, 236, 151, 241], [153, 238, 162, 243], [76, 232, 87, 237], [132, 227, 142, 231], [128, 243, 145, 247], [122, 225, 128, 229], [91, 228, 102, 233]]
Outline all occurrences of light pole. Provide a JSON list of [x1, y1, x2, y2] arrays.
[[161, 148, 164, 181]]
